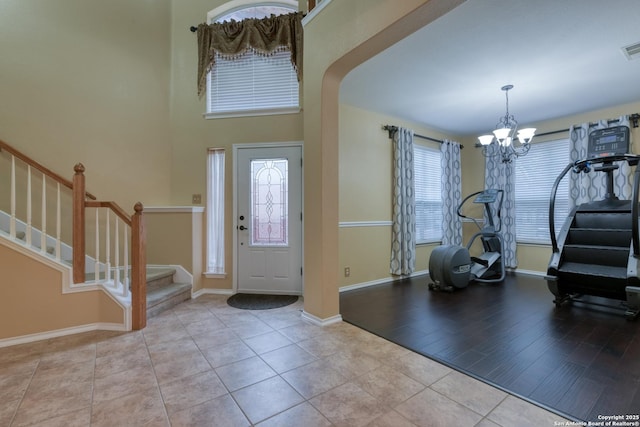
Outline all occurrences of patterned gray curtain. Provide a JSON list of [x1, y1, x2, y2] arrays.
[[440, 140, 462, 245], [390, 127, 416, 276], [484, 145, 517, 268], [569, 115, 632, 211]]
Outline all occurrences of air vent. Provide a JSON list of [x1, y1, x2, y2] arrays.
[[622, 41, 640, 60]]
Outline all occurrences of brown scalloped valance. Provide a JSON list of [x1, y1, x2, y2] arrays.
[[196, 12, 303, 98]]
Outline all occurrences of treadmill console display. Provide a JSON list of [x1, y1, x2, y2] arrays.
[[474, 189, 498, 204], [587, 126, 630, 159]]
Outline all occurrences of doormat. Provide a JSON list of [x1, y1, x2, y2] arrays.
[[227, 293, 299, 310]]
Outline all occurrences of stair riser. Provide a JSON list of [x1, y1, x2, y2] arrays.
[[562, 246, 629, 267], [556, 276, 628, 300], [567, 229, 631, 247], [147, 289, 191, 318], [574, 212, 631, 229], [147, 274, 175, 292]]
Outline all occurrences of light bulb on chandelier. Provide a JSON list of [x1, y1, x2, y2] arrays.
[[478, 85, 535, 163]]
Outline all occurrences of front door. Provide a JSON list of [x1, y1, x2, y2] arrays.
[[236, 145, 302, 294]]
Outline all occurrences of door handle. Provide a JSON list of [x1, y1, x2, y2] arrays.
[[238, 225, 247, 230]]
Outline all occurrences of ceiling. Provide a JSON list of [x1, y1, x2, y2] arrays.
[[340, 0, 640, 137]]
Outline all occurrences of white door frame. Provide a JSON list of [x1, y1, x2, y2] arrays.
[[232, 141, 304, 294]]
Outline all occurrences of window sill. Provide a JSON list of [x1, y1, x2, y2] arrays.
[[417, 240, 442, 246], [516, 242, 552, 247], [204, 272, 227, 279], [204, 107, 300, 120]]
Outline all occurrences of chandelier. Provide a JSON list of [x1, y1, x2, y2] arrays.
[[478, 84, 535, 163]]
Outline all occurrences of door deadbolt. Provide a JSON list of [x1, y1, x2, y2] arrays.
[[239, 215, 245, 220]]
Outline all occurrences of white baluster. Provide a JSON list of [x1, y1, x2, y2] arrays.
[[95, 209, 100, 282], [26, 165, 32, 246], [41, 173, 47, 255], [55, 183, 61, 261], [123, 226, 129, 298], [105, 210, 111, 283], [10, 155, 16, 238], [114, 218, 119, 288]]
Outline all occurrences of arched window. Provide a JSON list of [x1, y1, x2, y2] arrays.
[[205, 2, 300, 118]]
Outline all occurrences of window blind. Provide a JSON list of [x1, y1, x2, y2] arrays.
[[414, 145, 443, 243], [515, 138, 569, 244], [207, 50, 299, 116]]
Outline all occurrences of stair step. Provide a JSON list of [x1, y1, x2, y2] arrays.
[[557, 261, 629, 300], [145, 266, 192, 318], [576, 198, 632, 213], [146, 267, 177, 291], [558, 261, 628, 279], [567, 228, 631, 247], [562, 244, 629, 267], [147, 282, 191, 318]]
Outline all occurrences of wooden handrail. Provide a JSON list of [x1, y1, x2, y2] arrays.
[[85, 201, 132, 227], [0, 139, 97, 200]]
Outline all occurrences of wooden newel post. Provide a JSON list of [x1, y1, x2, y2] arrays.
[[131, 202, 147, 330], [72, 163, 86, 284]]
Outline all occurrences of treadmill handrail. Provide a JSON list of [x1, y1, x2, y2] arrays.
[[549, 163, 573, 253], [549, 154, 640, 254]]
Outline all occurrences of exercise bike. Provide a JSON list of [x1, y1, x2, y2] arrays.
[[428, 189, 506, 292]]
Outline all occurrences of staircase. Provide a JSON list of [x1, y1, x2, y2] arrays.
[[550, 199, 633, 301], [1, 139, 196, 334], [6, 224, 192, 318], [545, 154, 640, 319]]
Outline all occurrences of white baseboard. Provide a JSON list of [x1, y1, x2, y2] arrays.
[[510, 268, 547, 278], [0, 322, 127, 349], [339, 269, 428, 293], [301, 311, 342, 326], [192, 287, 233, 298]]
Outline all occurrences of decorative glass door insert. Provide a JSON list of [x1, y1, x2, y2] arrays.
[[250, 158, 288, 246]]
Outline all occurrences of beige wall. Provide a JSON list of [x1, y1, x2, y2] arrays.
[[0, 242, 123, 340], [304, 0, 465, 319], [338, 103, 464, 287], [0, 0, 173, 210], [145, 209, 204, 292]]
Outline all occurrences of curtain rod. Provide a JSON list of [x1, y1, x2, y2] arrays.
[[190, 12, 307, 32], [534, 113, 640, 138], [382, 125, 464, 149]]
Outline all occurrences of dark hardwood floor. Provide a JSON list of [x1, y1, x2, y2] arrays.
[[340, 273, 640, 422]]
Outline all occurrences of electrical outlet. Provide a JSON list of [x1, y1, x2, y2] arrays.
[[344, 267, 350, 277], [192, 194, 202, 204]]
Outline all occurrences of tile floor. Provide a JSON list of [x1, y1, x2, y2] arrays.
[[0, 295, 571, 426]]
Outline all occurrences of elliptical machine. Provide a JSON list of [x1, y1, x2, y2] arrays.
[[428, 189, 506, 292]]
